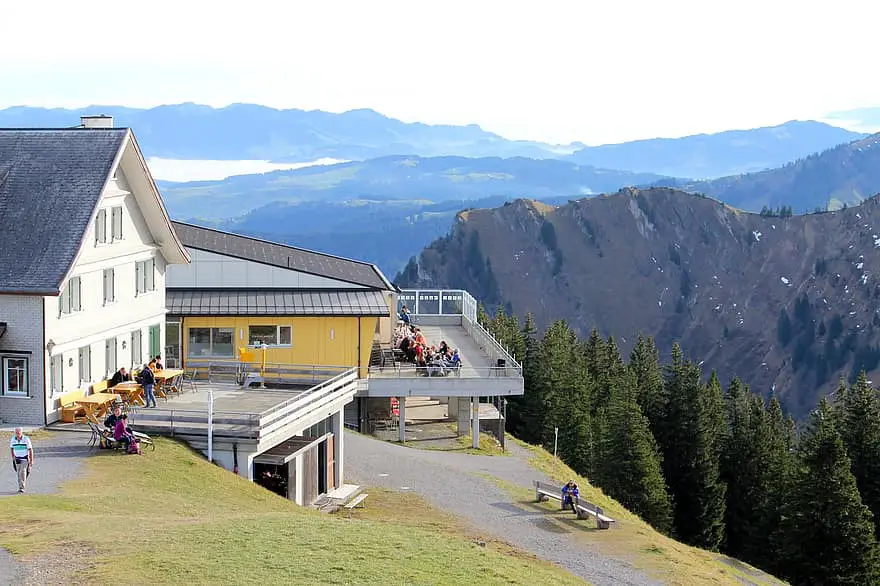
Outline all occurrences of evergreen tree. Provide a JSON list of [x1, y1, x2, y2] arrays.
[[840, 371, 880, 538], [476, 303, 491, 328], [629, 335, 667, 447], [507, 313, 543, 444], [662, 348, 726, 550], [777, 399, 880, 585], [597, 369, 673, 533], [758, 395, 796, 575]]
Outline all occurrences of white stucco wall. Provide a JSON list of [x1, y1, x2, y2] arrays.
[[43, 167, 169, 422], [166, 248, 367, 289]]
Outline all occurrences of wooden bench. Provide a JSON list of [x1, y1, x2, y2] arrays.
[[534, 480, 615, 530], [345, 493, 369, 518], [91, 379, 109, 394], [59, 388, 89, 423]]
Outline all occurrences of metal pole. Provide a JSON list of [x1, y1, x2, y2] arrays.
[[208, 389, 214, 463], [553, 427, 559, 477]]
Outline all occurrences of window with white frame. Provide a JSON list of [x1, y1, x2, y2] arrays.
[[135, 259, 155, 295], [50, 354, 63, 396], [2, 357, 28, 396], [78, 345, 91, 383], [59, 276, 82, 315], [103, 268, 115, 304], [187, 327, 234, 357], [111, 206, 123, 241], [105, 338, 117, 377], [95, 208, 107, 244], [131, 330, 142, 367], [248, 325, 292, 347]]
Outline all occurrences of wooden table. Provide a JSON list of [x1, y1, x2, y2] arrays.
[[154, 369, 185, 398], [108, 382, 145, 406], [76, 393, 120, 421]]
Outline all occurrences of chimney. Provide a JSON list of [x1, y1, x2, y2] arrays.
[[80, 115, 114, 129]]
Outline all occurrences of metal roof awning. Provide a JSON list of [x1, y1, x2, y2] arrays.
[[253, 433, 330, 466], [166, 289, 390, 317]]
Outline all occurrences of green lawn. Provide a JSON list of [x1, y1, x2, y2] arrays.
[[0, 438, 583, 585], [508, 437, 787, 586]]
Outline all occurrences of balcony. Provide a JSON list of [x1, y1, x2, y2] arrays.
[[362, 289, 524, 398]]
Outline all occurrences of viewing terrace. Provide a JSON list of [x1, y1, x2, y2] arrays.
[[362, 289, 525, 398]]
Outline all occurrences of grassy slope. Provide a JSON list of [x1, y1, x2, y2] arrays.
[[505, 437, 787, 586], [0, 438, 582, 586]]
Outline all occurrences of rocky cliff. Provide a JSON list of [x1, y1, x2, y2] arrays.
[[397, 188, 880, 417]]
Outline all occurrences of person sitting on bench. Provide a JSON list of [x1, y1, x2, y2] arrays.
[[109, 367, 131, 388], [104, 405, 123, 430], [561, 480, 580, 512], [114, 414, 142, 455]]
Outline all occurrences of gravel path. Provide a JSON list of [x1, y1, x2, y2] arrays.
[[1, 430, 91, 585], [345, 431, 661, 586]]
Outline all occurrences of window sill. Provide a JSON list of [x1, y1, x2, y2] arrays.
[[135, 290, 157, 298], [103, 300, 117, 307], [247, 345, 292, 349], [58, 310, 84, 319], [0, 394, 31, 399]]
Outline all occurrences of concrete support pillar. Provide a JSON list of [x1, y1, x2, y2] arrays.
[[295, 455, 304, 505], [332, 409, 344, 485], [472, 396, 480, 449], [457, 397, 470, 436], [398, 396, 406, 443]]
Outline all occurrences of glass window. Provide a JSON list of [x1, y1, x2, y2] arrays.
[[249, 325, 277, 346], [188, 328, 212, 356], [136, 259, 156, 295], [103, 268, 115, 304], [2, 357, 28, 396], [111, 206, 123, 241], [95, 209, 107, 244], [59, 276, 82, 315], [187, 327, 234, 357], [249, 325, 292, 346], [212, 328, 234, 356]]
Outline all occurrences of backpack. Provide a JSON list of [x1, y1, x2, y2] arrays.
[[127, 438, 140, 455]]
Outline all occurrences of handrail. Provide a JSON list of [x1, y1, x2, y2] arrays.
[[260, 367, 357, 418], [367, 365, 521, 378], [462, 313, 522, 373]]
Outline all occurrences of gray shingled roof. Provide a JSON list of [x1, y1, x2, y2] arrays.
[[171, 221, 394, 290], [0, 129, 128, 294], [167, 289, 390, 316]]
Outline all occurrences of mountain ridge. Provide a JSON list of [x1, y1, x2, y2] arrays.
[[396, 187, 880, 418]]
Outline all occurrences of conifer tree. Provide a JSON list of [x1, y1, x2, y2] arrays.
[[840, 371, 880, 538], [662, 348, 726, 550], [777, 399, 880, 585], [597, 369, 673, 533], [629, 335, 667, 443], [507, 313, 543, 444]]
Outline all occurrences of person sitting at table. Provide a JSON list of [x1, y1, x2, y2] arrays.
[[108, 367, 131, 388], [154, 355, 164, 370], [114, 414, 142, 455]]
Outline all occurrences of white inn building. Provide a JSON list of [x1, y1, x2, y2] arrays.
[[0, 116, 189, 425]]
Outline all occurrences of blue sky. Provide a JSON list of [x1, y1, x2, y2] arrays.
[[1, 0, 878, 145]]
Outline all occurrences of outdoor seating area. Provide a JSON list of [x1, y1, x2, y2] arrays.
[[375, 322, 463, 377]]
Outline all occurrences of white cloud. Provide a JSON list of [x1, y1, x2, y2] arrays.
[[1, 0, 879, 144]]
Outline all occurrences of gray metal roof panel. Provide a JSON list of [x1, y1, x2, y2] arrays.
[[0, 129, 128, 293], [171, 221, 394, 291], [167, 289, 390, 317]]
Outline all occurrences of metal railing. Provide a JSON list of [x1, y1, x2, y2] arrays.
[[367, 365, 519, 378], [397, 288, 522, 375], [184, 360, 353, 386], [129, 366, 359, 441]]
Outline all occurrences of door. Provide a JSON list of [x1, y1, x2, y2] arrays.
[[301, 447, 319, 505], [148, 324, 161, 360], [317, 440, 327, 496], [326, 435, 336, 492]]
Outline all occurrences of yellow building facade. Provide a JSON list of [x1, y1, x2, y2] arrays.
[[164, 222, 396, 379]]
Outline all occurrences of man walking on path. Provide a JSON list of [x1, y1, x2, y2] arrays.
[[9, 428, 33, 494]]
